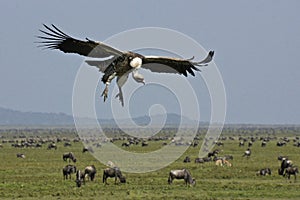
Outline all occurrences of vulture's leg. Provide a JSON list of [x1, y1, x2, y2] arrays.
[[115, 74, 129, 107], [115, 87, 124, 106], [101, 72, 116, 102]]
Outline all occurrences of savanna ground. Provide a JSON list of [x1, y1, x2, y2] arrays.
[[0, 126, 300, 200]]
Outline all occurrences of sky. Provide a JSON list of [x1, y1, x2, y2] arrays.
[[0, 1, 299, 124]]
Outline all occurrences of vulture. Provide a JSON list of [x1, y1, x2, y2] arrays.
[[37, 24, 214, 106]]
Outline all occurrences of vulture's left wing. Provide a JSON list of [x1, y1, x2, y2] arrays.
[[142, 51, 214, 76], [37, 24, 123, 58]]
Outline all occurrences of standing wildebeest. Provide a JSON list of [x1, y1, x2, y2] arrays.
[[63, 164, 77, 180], [278, 158, 293, 175], [84, 165, 97, 181], [63, 152, 77, 163], [208, 149, 220, 157], [141, 141, 148, 147], [243, 148, 251, 158], [284, 166, 299, 181], [103, 167, 126, 184], [256, 168, 271, 176], [168, 169, 196, 186], [239, 141, 244, 147]]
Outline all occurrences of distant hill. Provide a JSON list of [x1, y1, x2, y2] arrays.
[[0, 107, 197, 126], [0, 107, 74, 125]]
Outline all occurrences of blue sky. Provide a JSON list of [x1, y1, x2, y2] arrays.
[[0, 1, 299, 124]]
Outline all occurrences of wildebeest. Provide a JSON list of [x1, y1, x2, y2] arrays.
[[195, 157, 205, 164], [75, 170, 84, 187], [47, 143, 57, 150], [183, 156, 191, 163], [284, 166, 298, 181], [122, 142, 130, 147], [63, 164, 77, 180], [277, 141, 286, 147], [141, 141, 148, 147], [82, 146, 94, 153], [239, 141, 244, 147], [16, 153, 25, 159], [168, 169, 196, 186], [278, 155, 288, 161], [63, 152, 77, 163], [64, 142, 72, 147], [84, 165, 97, 181], [278, 158, 293, 175], [103, 167, 126, 184], [243, 148, 251, 158], [256, 168, 271, 176], [208, 149, 220, 157], [248, 141, 253, 147]]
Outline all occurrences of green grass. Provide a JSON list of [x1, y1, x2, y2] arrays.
[[1, 132, 300, 199]]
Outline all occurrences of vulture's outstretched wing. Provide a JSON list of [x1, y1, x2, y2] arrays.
[[37, 24, 123, 58], [85, 57, 116, 73], [142, 51, 214, 76]]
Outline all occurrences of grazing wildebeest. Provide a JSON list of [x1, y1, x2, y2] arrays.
[[256, 168, 271, 176], [63, 164, 76, 180], [103, 167, 126, 184], [75, 170, 84, 187], [63, 152, 77, 163], [84, 165, 97, 181], [47, 143, 57, 150], [243, 148, 251, 158], [16, 153, 25, 158], [284, 166, 299, 181], [183, 156, 191, 163], [168, 169, 196, 186]]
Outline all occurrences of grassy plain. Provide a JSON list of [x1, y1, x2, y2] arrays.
[[0, 128, 300, 199]]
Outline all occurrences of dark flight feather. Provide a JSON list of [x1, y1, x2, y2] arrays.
[[37, 24, 122, 58]]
